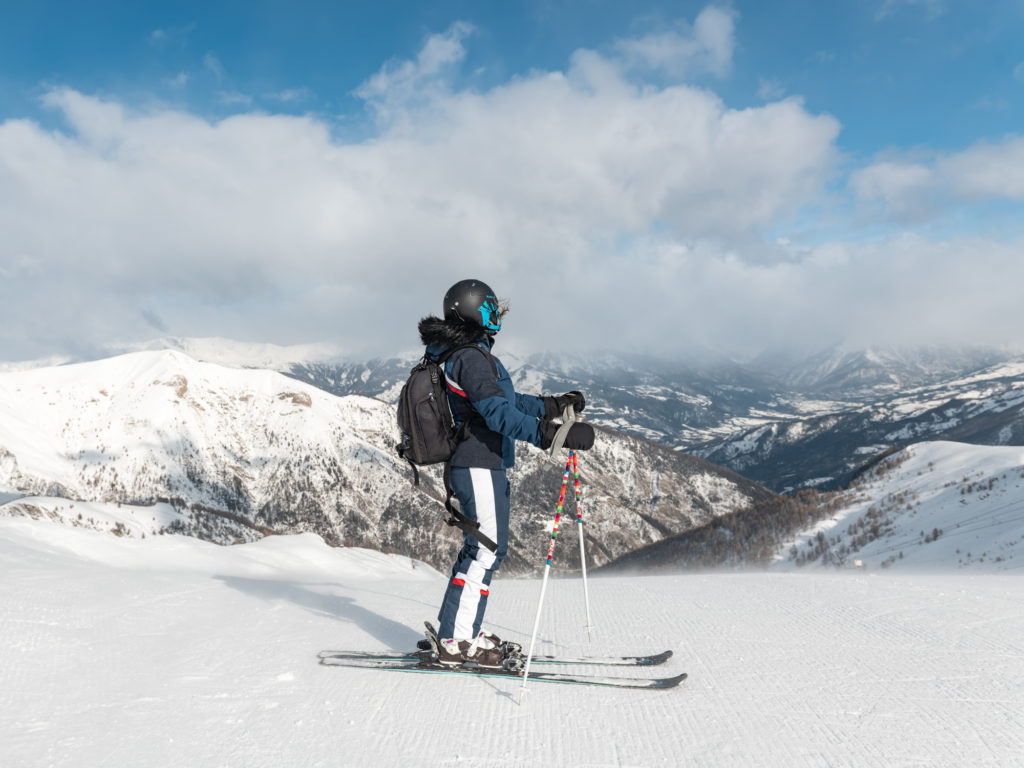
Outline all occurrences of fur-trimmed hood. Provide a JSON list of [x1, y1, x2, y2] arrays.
[[418, 315, 493, 351]]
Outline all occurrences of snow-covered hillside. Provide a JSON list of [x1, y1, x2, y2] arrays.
[[0, 351, 770, 574], [595, 440, 1024, 574], [776, 441, 1024, 570], [2, 517, 1021, 767], [0, 497, 256, 543], [0, 349, 409, 545]]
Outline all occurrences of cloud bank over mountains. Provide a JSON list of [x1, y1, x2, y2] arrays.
[[1, 7, 1023, 362]]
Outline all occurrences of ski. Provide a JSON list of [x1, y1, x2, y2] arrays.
[[316, 648, 673, 667], [318, 656, 687, 690]]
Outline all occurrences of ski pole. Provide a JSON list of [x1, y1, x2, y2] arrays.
[[571, 450, 595, 641], [554, 404, 594, 639], [518, 451, 575, 705]]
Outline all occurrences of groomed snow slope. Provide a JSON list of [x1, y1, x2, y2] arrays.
[[2, 518, 1022, 767]]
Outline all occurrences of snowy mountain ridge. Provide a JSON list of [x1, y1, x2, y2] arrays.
[[203, 339, 1024, 492], [5, 337, 1023, 495], [0, 350, 772, 573]]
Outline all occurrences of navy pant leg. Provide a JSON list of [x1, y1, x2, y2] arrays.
[[437, 467, 510, 639]]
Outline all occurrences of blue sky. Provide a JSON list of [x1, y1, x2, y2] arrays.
[[4, 1, 1020, 152], [1, 1, 1023, 360]]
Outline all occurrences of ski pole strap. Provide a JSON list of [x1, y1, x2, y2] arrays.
[[442, 462, 499, 553], [547, 403, 578, 456]]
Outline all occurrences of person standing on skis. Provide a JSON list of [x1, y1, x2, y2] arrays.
[[417, 279, 595, 668]]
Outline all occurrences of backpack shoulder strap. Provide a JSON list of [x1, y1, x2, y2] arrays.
[[438, 343, 499, 377]]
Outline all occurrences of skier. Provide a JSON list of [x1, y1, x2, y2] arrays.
[[418, 279, 595, 668]]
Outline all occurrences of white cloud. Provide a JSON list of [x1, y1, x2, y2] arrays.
[[354, 40, 838, 237], [561, 232, 1024, 356], [939, 137, 1024, 199], [355, 21, 474, 120], [852, 136, 1024, 217], [769, 235, 1024, 351], [2, 14, 1020, 360], [1014, 62, 1024, 82], [613, 6, 737, 78], [39, 87, 127, 150], [849, 160, 936, 220], [0, 68, 838, 359]]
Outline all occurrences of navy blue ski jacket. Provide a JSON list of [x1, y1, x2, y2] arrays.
[[419, 316, 545, 469]]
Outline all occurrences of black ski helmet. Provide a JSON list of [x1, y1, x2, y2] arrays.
[[443, 279, 502, 333]]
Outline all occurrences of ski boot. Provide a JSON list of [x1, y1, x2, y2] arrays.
[[436, 634, 506, 669], [420, 622, 525, 671]]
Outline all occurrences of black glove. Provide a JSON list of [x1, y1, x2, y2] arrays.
[[539, 419, 595, 451], [542, 390, 587, 419]]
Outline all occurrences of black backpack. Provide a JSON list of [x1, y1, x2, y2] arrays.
[[395, 344, 500, 552]]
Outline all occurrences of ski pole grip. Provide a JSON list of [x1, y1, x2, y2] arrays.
[[547, 404, 579, 456]]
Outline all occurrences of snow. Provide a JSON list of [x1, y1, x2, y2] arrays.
[[0, 349, 401, 523], [509, 364, 548, 396], [714, 424, 773, 462], [777, 441, 1024, 571], [0, 497, 190, 540], [3, 517, 1023, 767], [854, 444, 890, 455]]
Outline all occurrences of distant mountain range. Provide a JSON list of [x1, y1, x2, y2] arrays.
[[98, 338, 1022, 494], [3, 338, 1022, 572], [691, 357, 1024, 491], [0, 350, 772, 574]]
